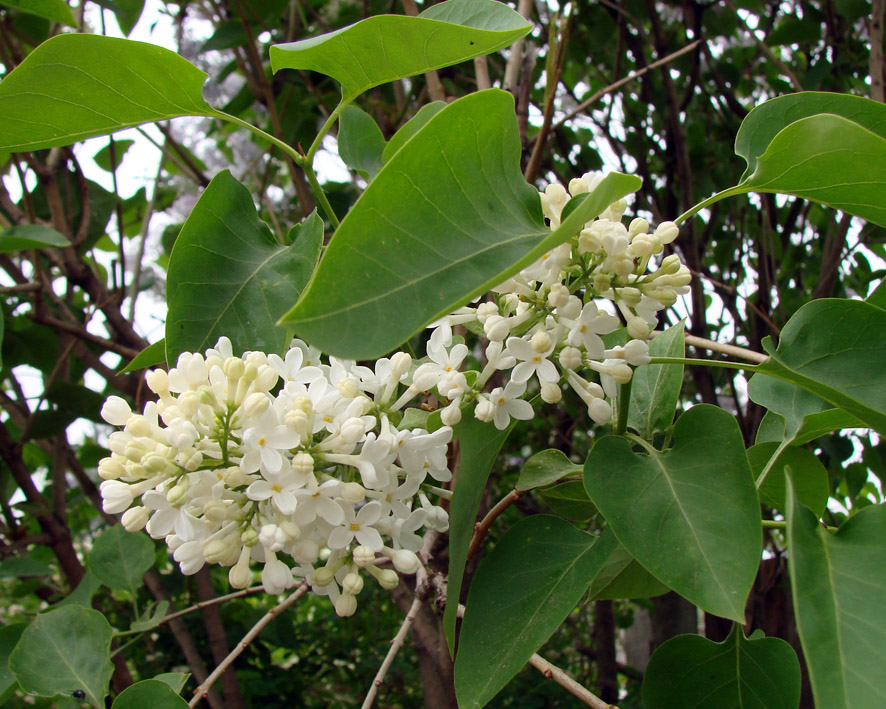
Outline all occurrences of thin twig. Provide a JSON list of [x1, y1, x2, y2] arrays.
[[548, 39, 702, 135], [681, 334, 767, 364], [159, 585, 266, 626], [467, 489, 527, 561], [188, 584, 308, 707], [529, 653, 617, 709], [361, 592, 424, 709]]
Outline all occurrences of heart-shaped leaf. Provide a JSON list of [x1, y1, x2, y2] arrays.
[[755, 298, 886, 435], [628, 320, 684, 438], [642, 624, 801, 708], [9, 606, 113, 708], [87, 525, 154, 596], [787, 478, 886, 708], [269, 0, 530, 100], [166, 173, 323, 362], [748, 442, 828, 517], [0, 34, 217, 152], [443, 416, 513, 651], [455, 516, 618, 708], [282, 89, 641, 359], [584, 405, 761, 622]]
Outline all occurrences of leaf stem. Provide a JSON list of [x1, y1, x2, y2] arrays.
[[754, 437, 791, 490], [674, 184, 749, 225], [762, 519, 838, 533], [649, 356, 759, 372], [212, 110, 304, 166], [615, 377, 632, 435]]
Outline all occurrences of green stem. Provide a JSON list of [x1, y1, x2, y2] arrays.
[[212, 110, 305, 166], [674, 184, 750, 225], [303, 163, 340, 229], [622, 431, 658, 455], [649, 356, 758, 372], [615, 377, 632, 435], [762, 519, 838, 533], [755, 437, 791, 490]]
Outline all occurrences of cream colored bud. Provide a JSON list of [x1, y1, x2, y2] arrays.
[[540, 381, 562, 404], [390, 352, 412, 379], [626, 317, 650, 340], [484, 315, 511, 342], [544, 182, 568, 205], [242, 392, 271, 418], [224, 358, 245, 380], [293, 539, 320, 564], [589, 398, 612, 424], [377, 569, 400, 590], [607, 363, 634, 384], [475, 301, 499, 323], [280, 521, 301, 542], [568, 177, 587, 195], [312, 565, 336, 587], [98, 456, 126, 480], [340, 417, 365, 444], [340, 482, 365, 504], [440, 401, 462, 426], [241, 527, 259, 547], [474, 397, 495, 423], [547, 283, 570, 309], [242, 362, 258, 383], [203, 539, 231, 564], [335, 593, 358, 617], [229, 560, 253, 589], [559, 347, 583, 371], [124, 440, 148, 463], [254, 365, 278, 391], [411, 364, 439, 391], [392, 550, 421, 575], [166, 482, 189, 507], [101, 396, 132, 426], [224, 466, 250, 488], [593, 273, 612, 292], [142, 453, 169, 475], [203, 499, 228, 523], [531, 330, 552, 353], [342, 572, 364, 596], [121, 506, 150, 532], [655, 221, 679, 244], [145, 369, 169, 395], [629, 217, 649, 237], [352, 545, 376, 567], [290, 452, 313, 477]]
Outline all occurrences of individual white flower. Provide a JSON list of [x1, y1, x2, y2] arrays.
[[261, 552, 292, 594], [565, 302, 620, 358], [506, 336, 559, 385], [240, 408, 300, 475], [101, 396, 132, 426], [488, 380, 534, 430], [327, 501, 384, 551]]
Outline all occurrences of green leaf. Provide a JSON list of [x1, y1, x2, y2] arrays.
[[269, 0, 530, 99], [0, 555, 52, 578], [628, 320, 685, 438], [755, 299, 886, 435], [382, 101, 446, 164], [868, 278, 886, 310], [584, 405, 761, 622], [112, 679, 188, 709], [93, 0, 146, 36], [515, 448, 581, 491], [787, 478, 886, 708], [443, 416, 512, 652], [0, 623, 26, 703], [587, 528, 670, 601], [92, 139, 135, 172], [9, 606, 113, 709], [641, 624, 801, 709], [455, 516, 617, 708], [538, 481, 597, 521], [152, 673, 190, 694], [166, 174, 323, 362], [0, 0, 77, 26], [0, 224, 70, 253], [129, 601, 170, 633], [282, 89, 641, 359], [735, 93, 886, 182], [337, 105, 385, 180], [749, 374, 863, 444], [748, 442, 828, 517], [87, 526, 154, 596], [119, 339, 166, 374], [0, 34, 216, 152]]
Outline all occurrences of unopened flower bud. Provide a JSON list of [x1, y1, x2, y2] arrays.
[[392, 549, 421, 575], [254, 365, 278, 391], [291, 452, 314, 477], [440, 401, 462, 426], [540, 381, 562, 404], [353, 545, 376, 567], [340, 417, 365, 444], [229, 562, 252, 589], [342, 571, 364, 596], [121, 506, 150, 532], [293, 539, 320, 564], [224, 357, 245, 380], [242, 392, 271, 418], [607, 363, 634, 384], [145, 369, 169, 395], [166, 482, 189, 507], [627, 317, 649, 340], [484, 315, 510, 342], [241, 527, 259, 547], [335, 593, 358, 617], [337, 377, 359, 399], [101, 396, 132, 426], [655, 221, 679, 244], [475, 302, 499, 323], [589, 398, 613, 424], [203, 499, 228, 522], [340, 482, 365, 504], [312, 565, 336, 587], [280, 521, 301, 542], [559, 346, 582, 371], [547, 283, 570, 308], [390, 352, 412, 379], [622, 340, 651, 366], [377, 569, 400, 590], [203, 538, 231, 564], [629, 217, 649, 236], [531, 330, 552, 353], [474, 396, 495, 423], [98, 456, 125, 480]]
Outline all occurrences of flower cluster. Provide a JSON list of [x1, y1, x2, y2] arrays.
[[421, 172, 691, 429], [99, 337, 452, 617], [98, 171, 690, 616]]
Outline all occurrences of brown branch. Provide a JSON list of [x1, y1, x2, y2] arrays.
[[529, 653, 617, 708], [194, 568, 245, 708], [467, 488, 527, 561]]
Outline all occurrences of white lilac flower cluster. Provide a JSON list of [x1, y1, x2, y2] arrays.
[[97, 171, 690, 616], [424, 171, 691, 429], [98, 337, 453, 617]]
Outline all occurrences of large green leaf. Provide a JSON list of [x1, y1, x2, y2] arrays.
[[443, 416, 512, 652], [282, 89, 641, 359], [628, 320, 684, 438], [0, 34, 217, 152], [112, 679, 188, 708], [382, 101, 446, 164], [87, 526, 154, 596], [641, 625, 801, 709], [587, 527, 669, 601], [748, 442, 828, 517], [755, 299, 886, 435], [455, 516, 617, 708], [269, 0, 530, 99], [735, 92, 886, 181], [9, 606, 113, 708], [0, 623, 26, 703], [0, 0, 76, 26], [584, 405, 761, 622], [787, 479, 886, 708], [166, 173, 323, 362], [749, 374, 863, 444]]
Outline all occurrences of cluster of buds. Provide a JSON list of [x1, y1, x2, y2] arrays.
[[421, 171, 691, 429], [98, 171, 690, 615]]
